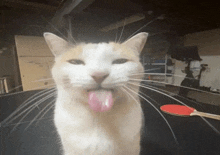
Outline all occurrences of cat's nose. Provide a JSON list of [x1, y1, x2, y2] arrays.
[[91, 72, 109, 84]]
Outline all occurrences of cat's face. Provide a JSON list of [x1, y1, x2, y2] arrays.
[[52, 42, 143, 91], [44, 33, 148, 99]]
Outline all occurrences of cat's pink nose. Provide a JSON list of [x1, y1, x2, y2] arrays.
[[91, 72, 109, 84]]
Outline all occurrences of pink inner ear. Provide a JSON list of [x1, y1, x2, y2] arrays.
[[160, 104, 195, 116]]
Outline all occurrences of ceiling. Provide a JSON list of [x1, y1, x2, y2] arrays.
[[1, 0, 220, 48]]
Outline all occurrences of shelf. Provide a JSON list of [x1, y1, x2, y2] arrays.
[[142, 54, 170, 83]]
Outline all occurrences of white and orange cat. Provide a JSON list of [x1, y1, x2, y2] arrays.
[[44, 32, 148, 155]]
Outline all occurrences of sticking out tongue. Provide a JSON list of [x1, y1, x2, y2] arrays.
[[88, 90, 113, 112]]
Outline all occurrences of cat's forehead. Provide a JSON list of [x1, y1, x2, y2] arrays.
[[83, 42, 137, 58], [82, 43, 119, 57], [59, 42, 137, 61]]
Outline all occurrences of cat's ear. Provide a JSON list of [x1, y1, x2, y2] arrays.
[[43, 32, 69, 56], [122, 32, 148, 54]]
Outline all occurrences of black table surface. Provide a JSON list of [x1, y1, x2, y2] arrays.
[[1, 88, 220, 155]]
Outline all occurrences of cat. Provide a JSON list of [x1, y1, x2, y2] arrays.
[[43, 32, 148, 155]]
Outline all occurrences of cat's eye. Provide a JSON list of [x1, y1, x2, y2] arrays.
[[68, 59, 85, 65], [112, 59, 128, 64]]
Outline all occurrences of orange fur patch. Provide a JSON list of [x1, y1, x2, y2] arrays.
[[110, 42, 139, 61], [59, 44, 84, 62]]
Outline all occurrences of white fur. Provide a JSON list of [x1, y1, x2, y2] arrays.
[[44, 32, 148, 155]]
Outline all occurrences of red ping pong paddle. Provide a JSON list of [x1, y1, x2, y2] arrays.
[[160, 104, 220, 121]]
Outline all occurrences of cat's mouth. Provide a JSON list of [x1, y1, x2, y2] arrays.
[[87, 87, 114, 112]]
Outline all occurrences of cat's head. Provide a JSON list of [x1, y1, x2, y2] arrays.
[[44, 32, 148, 105]]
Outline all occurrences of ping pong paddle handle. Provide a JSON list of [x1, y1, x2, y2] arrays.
[[191, 110, 220, 121]]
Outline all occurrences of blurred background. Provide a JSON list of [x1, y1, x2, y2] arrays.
[[0, 0, 220, 106]]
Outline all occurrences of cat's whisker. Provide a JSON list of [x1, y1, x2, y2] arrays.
[[129, 78, 220, 96], [2, 89, 56, 126], [114, 22, 119, 42], [106, 81, 125, 86], [0, 86, 25, 97], [1, 117, 54, 127], [9, 92, 56, 133], [137, 67, 162, 73], [35, 103, 55, 125], [67, 16, 77, 44], [128, 81, 220, 134], [138, 89, 161, 106], [143, 68, 161, 72], [1, 88, 56, 125], [130, 72, 167, 76], [128, 81, 192, 107], [41, 15, 69, 41], [8, 91, 56, 127], [117, 18, 126, 43], [25, 99, 56, 131], [31, 78, 55, 83], [120, 87, 140, 107], [141, 83, 202, 107], [138, 68, 162, 73], [6, 85, 23, 93], [130, 72, 198, 81], [125, 16, 160, 42], [200, 117, 220, 134], [123, 85, 158, 107], [0, 84, 33, 97], [125, 81, 174, 107], [123, 85, 179, 145], [7, 83, 57, 97], [145, 83, 205, 107], [120, 87, 131, 99], [30, 83, 57, 90], [0, 78, 56, 96]]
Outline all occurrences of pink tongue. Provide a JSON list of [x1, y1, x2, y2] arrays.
[[88, 90, 113, 112]]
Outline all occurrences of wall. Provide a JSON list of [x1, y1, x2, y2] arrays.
[[0, 56, 15, 77], [0, 46, 17, 92], [15, 35, 54, 91], [184, 29, 220, 56], [172, 29, 220, 91]]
